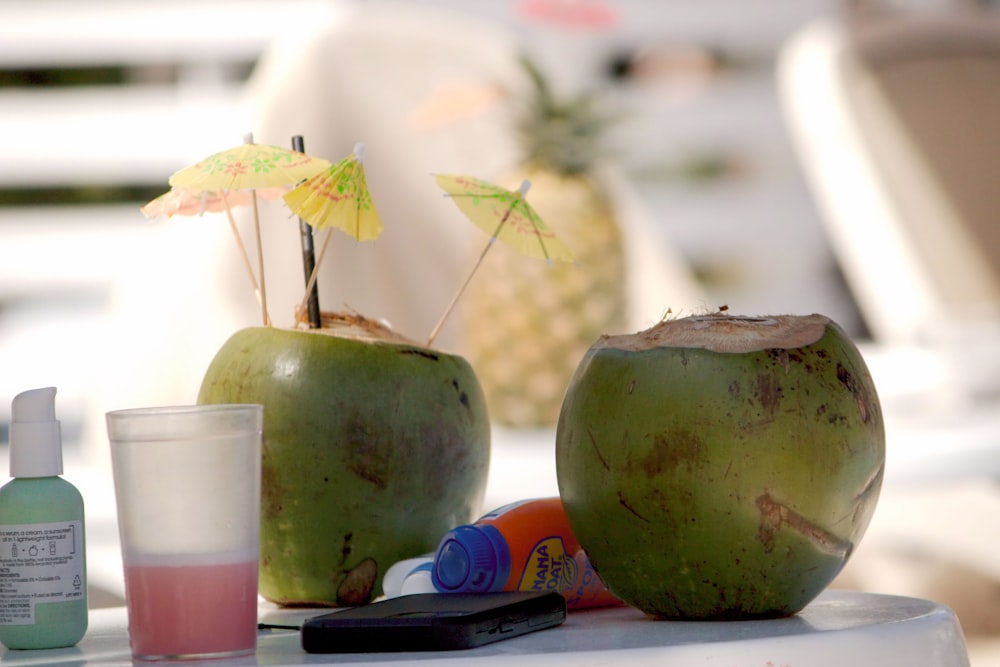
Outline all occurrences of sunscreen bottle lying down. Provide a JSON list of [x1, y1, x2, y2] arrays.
[[382, 555, 435, 597], [428, 497, 622, 610]]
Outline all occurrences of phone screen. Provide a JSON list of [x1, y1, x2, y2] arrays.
[[300, 591, 566, 653]]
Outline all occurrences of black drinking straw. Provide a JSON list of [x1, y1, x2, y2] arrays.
[[291, 135, 322, 328]]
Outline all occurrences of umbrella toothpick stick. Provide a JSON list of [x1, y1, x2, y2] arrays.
[[220, 194, 263, 306], [425, 238, 495, 348], [295, 228, 334, 326], [250, 189, 271, 326], [426, 180, 530, 348], [240, 132, 271, 327]]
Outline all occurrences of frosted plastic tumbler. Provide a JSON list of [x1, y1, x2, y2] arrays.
[[106, 404, 263, 661]]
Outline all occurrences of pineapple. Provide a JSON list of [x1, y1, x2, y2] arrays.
[[459, 57, 627, 427]]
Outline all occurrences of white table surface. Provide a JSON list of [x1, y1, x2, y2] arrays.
[[0, 590, 968, 667]]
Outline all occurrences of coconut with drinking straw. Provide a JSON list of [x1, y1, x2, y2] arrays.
[[177, 139, 492, 606], [147, 142, 580, 606]]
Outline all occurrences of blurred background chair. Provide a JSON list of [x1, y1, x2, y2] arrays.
[[777, 9, 1000, 349]]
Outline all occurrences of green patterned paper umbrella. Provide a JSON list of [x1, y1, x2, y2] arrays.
[[425, 174, 574, 346], [283, 144, 384, 325], [434, 173, 573, 262], [169, 143, 329, 191]]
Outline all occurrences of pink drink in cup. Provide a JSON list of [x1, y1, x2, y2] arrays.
[[107, 405, 263, 661], [124, 555, 258, 658]]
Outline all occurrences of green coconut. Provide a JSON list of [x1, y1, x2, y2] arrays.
[[198, 313, 490, 606], [555, 313, 884, 619]]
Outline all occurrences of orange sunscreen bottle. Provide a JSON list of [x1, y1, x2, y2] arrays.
[[430, 497, 622, 610]]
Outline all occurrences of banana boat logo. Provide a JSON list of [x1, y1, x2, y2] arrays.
[[517, 537, 577, 594]]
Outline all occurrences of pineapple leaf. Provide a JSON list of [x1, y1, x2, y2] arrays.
[[514, 54, 620, 176]]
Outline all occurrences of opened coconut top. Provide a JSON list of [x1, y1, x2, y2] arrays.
[[597, 313, 832, 354], [299, 311, 420, 346]]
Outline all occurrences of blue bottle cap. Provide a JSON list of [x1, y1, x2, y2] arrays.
[[431, 524, 511, 593]]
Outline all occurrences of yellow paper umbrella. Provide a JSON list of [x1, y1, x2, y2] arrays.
[[283, 143, 382, 240], [283, 143, 383, 325], [169, 143, 329, 191], [434, 173, 574, 262], [426, 174, 574, 346], [166, 136, 331, 326]]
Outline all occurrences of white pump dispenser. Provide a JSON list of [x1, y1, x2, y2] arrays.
[[10, 387, 63, 478], [0, 387, 88, 649]]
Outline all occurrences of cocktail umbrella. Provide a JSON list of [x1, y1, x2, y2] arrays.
[[167, 136, 331, 325], [140, 187, 287, 307], [283, 143, 383, 326], [140, 187, 287, 219], [426, 173, 574, 347]]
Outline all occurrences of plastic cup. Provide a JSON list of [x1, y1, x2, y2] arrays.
[[106, 404, 263, 661]]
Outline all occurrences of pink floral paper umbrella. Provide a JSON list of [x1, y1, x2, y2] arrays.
[[140, 186, 288, 309], [165, 136, 331, 325]]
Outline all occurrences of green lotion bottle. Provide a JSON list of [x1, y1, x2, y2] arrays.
[[0, 387, 87, 650]]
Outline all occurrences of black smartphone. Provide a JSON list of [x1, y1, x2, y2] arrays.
[[300, 591, 567, 653]]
